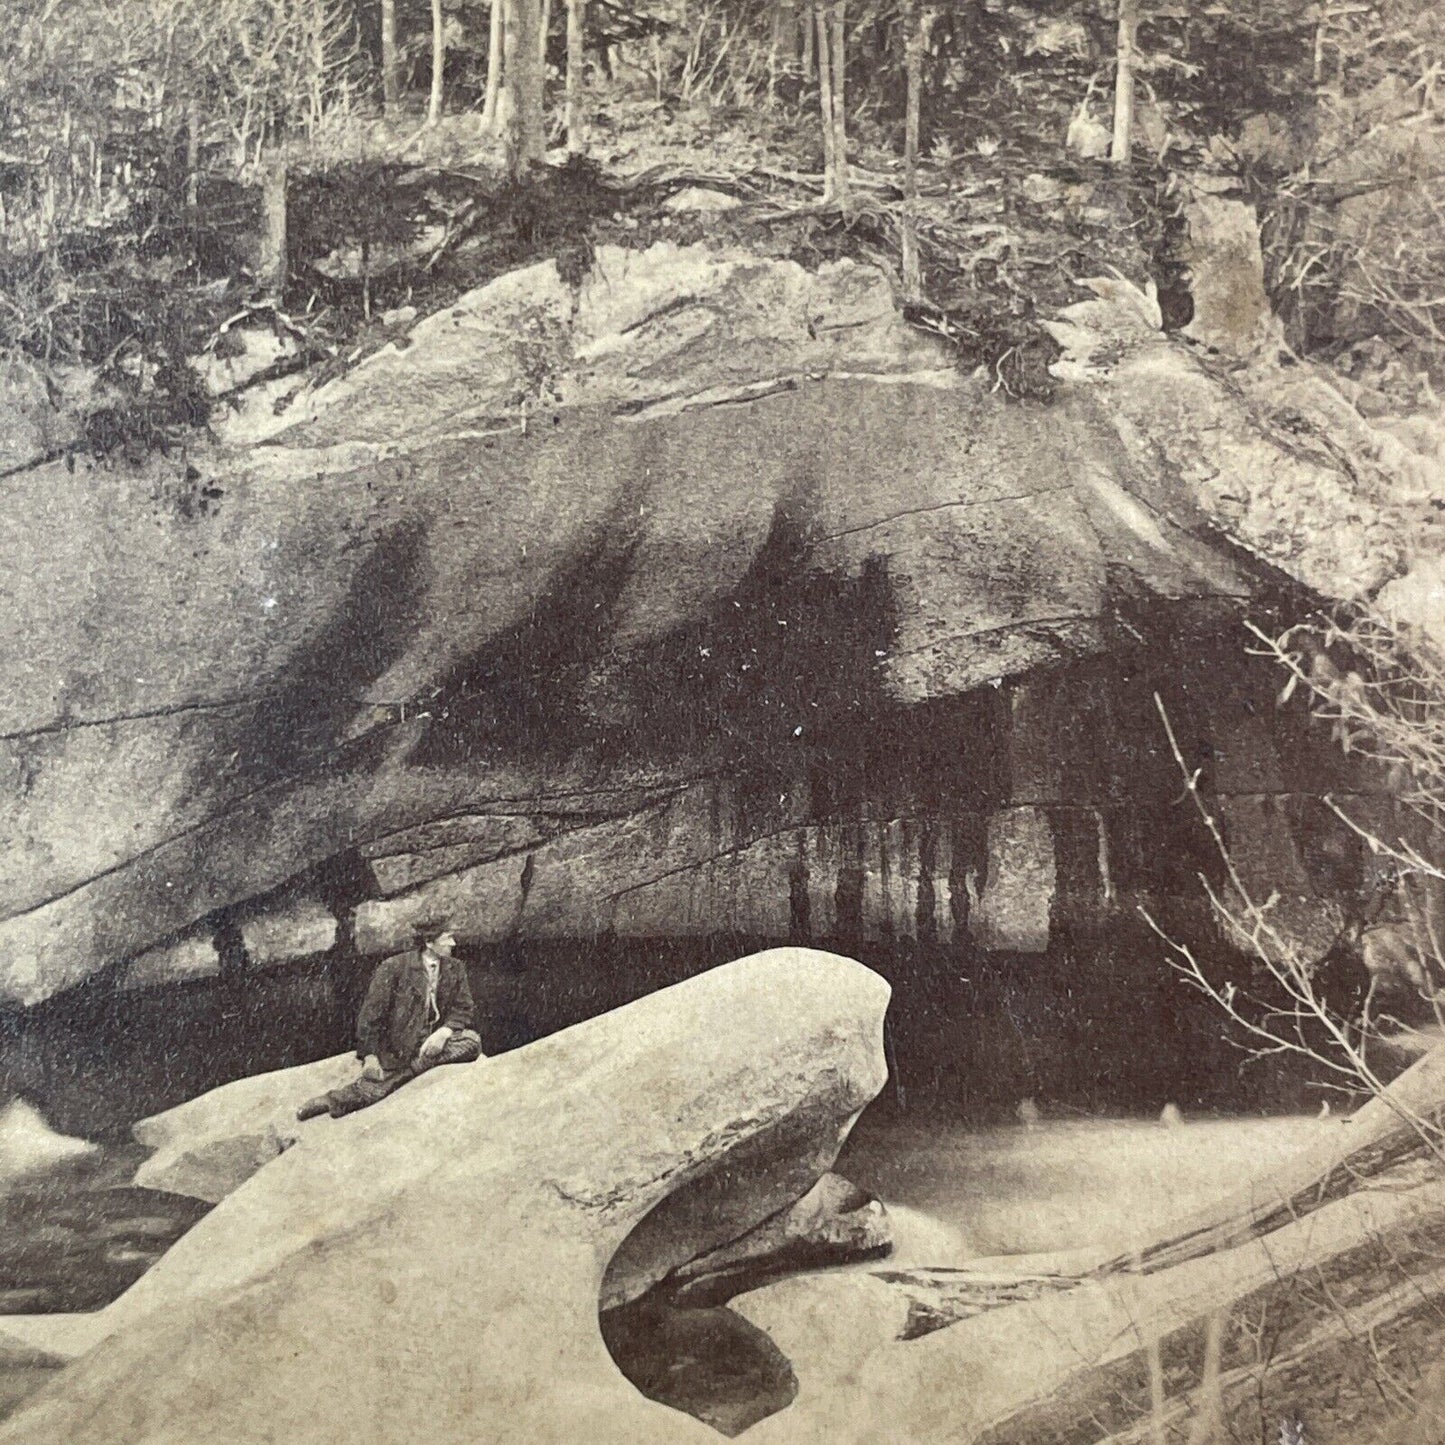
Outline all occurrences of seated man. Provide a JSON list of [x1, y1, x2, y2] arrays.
[[298, 920, 482, 1120]]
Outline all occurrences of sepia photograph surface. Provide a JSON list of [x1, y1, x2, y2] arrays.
[[2, 0, 1445, 1439]]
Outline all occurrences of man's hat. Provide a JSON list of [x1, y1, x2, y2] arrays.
[[410, 916, 452, 946]]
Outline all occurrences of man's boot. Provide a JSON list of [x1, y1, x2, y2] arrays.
[[296, 1095, 329, 1122]]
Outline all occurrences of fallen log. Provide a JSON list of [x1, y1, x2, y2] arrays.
[[1097, 1265, 1445, 1444], [970, 1183, 1445, 1445], [735, 1046, 1445, 1443]]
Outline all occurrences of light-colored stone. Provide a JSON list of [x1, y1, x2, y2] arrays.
[[118, 933, 220, 992], [660, 186, 744, 214], [311, 225, 447, 282], [1021, 173, 1064, 206], [1180, 194, 1273, 353], [0, 949, 889, 1445], [266, 242, 948, 448], [0, 236, 1427, 1006], [1048, 281, 1445, 605], [131, 1053, 362, 1202], [192, 326, 297, 398], [238, 896, 337, 970], [0, 355, 80, 473], [731, 1273, 912, 1412], [1379, 554, 1445, 653], [0, 1100, 97, 1187], [968, 807, 1056, 953], [1065, 107, 1111, 159]]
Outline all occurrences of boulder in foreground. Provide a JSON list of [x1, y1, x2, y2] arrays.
[[0, 948, 889, 1445]]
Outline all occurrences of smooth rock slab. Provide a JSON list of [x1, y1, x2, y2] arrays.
[[131, 1054, 362, 1203], [0, 948, 889, 1445], [238, 897, 337, 970]]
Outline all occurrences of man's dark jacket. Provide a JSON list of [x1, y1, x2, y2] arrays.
[[356, 950, 475, 1072]]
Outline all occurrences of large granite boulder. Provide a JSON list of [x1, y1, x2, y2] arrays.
[[3, 235, 1435, 1007], [0, 948, 889, 1444]]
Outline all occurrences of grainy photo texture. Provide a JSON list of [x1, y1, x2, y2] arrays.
[[2, 0, 1445, 1439]]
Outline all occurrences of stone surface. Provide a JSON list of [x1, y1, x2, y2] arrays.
[[731, 1273, 914, 1418], [1179, 192, 1273, 353], [117, 933, 220, 993], [0, 356, 80, 474], [660, 187, 744, 214], [0, 1101, 97, 1187], [1046, 284, 1445, 603], [0, 948, 889, 1445], [1379, 554, 1445, 653], [131, 1053, 361, 1203], [192, 326, 297, 397], [257, 242, 949, 449], [662, 1171, 891, 1307], [0, 236, 1430, 1005], [238, 896, 337, 970], [968, 808, 1056, 954], [363, 814, 551, 895]]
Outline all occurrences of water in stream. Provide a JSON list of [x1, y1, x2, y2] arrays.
[[837, 1109, 1334, 1263], [0, 1107, 1332, 1319], [0, 936, 1348, 1321]]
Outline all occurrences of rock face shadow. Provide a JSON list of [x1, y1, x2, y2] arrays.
[[224, 518, 431, 791], [599, 1299, 798, 1438], [595, 1157, 893, 1435]]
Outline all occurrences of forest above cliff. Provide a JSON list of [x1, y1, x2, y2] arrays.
[[3, 0, 1444, 461]]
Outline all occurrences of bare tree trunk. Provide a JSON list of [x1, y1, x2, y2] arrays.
[[259, 151, 288, 299], [769, 0, 799, 105], [901, 0, 925, 299], [829, 0, 849, 209], [779, 0, 804, 101], [539, 0, 552, 66], [429, 0, 445, 124], [1110, 0, 1137, 167], [801, 3, 814, 81], [504, 0, 520, 138], [482, 0, 506, 131], [814, 0, 835, 200], [185, 99, 200, 209], [767, 0, 779, 103], [505, 0, 545, 176], [380, 0, 400, 114], [565, 0, 586, 153]]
